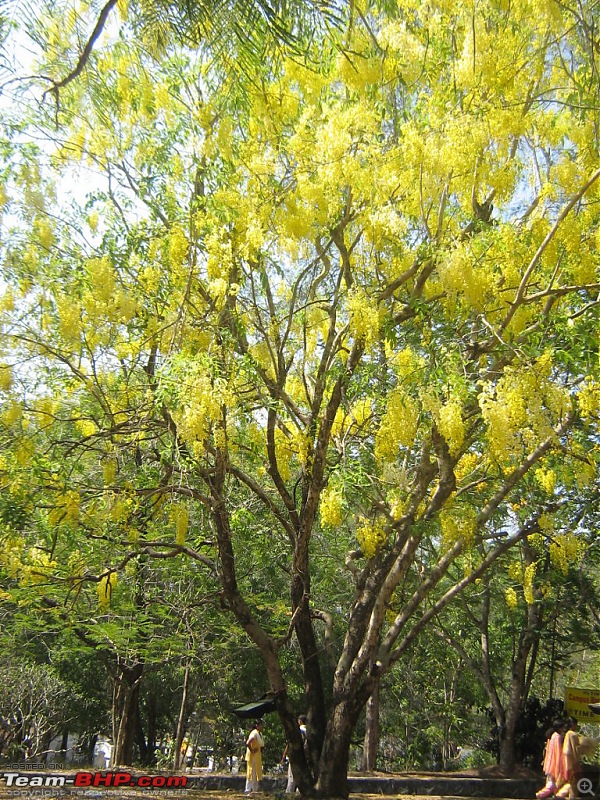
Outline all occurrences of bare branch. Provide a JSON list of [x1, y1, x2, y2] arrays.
[[42, 0, 118, 105], [499, 166, 600, 334]]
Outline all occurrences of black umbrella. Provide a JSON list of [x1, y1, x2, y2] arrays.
[[232, 697, 277, 718], [588, 703, 600, 715]]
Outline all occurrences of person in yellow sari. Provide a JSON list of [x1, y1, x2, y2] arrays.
[[245, 719, 265, 794], [556, 718, 599, 799]]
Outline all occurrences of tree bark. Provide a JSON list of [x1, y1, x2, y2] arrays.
[[111, 663, 143, 766], [316, 698, 363, 799], [498, 544, 543, 770], [360, 684, 380, 772], [173, 659, 191, 771], [145, 690, 158, 767]]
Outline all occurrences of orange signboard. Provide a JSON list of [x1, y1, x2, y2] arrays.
[[565, 687, 600, 723]]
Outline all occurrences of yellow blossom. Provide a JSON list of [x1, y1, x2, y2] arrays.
[[97, 571, 117, 609], [439, 505, 477, 550], [375, 389, 420, 461], [505, 587, 518, 610], [437, 398, 465, 456], [320, 486, 343, 527], [171, 503, 189, 545], [523, 562, 536, 604], [347, 288, 381, 348], [534, 467, 556, 494], [356, 517, 387, 558], [549, 533, 584, 575]]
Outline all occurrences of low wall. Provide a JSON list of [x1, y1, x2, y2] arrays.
[[186, 772, 539, 797]]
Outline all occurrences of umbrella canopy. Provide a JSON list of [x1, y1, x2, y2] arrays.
[[588, 703, 600, 715], [232, 698, 277, 718]]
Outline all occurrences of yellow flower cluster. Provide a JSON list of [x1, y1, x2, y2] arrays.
[[320, 486, 343, 527], [549, 533, 585, 576], [479, 353, 570, 464], [574, 459, 595, 489], [174, 362, 233, 452], [103, 457, 118, 485], [505, 586, 518, 610], [0, 400, 23, 428], [347, 288, 381, 348], [139, 264, 161, 294], [0, 363, 12, 391], [88, 256, 115, 305], [76, 418, 97, 437], [335, 49, 381, 92], [21, 547, 58, 586], [366, 205, 408, 246], [437, 242, 495, 312], [527, 532, 545, 552], [331, 398, 373, 440], [208, 277, 229, 309], [375, 389, 420, 462], [534, 467, 556, 494], [523, 562, 537, 605], [274, 428, 293, 482], [390, 346, 425, 385], [387, 489, 407, 521], [1, 534, 25, 579], [538, 513, 555, 534], [168, 225, 188, 266], [170, 503, 189, 546], [34, 217, 55, 250], [578, 378, 600, 419], [97, 571, 117, 610], [57, 295, 82, 345], [271, 427, 312, 482], [356, 518, 388, 559], [436, 398, 465, 457], [439, 505, 477, 550], [454, 452, 481, 484], [206, 230, 233, 280], [49, 490, 80, 527], [249, 341, 276, 381], [109, 493, 137, 523]]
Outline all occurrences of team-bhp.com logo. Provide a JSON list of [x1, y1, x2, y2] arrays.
[[2, 772, 188, 789]]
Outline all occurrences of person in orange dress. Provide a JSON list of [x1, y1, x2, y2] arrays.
[[537, 720, 569, 799]]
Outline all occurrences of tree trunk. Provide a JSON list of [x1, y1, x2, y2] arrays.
[[59, 728, 69, 764], [498, 543, 543, 770], [360, 684, 379, 772], [278, 692, 315, 796], [135, 702, 148, 766], [316, 701, 362, 799], [145, 690, 158, 766], [111, 663, 143, 766], [112, 682, 140, 766], [173, 659, 191, 771]]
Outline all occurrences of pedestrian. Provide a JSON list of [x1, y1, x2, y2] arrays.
[[280, 715, 308, 794], [556, 718, 599, 799], [245, 719, 265, 794], [536, 719, 568, 798]]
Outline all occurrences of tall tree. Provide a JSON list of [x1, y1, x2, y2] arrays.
[[1, 0, 600, 795]]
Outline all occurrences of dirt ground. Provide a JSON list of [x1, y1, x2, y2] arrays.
[[0, 794, 526, 800], [0, 767, 541, 799]]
